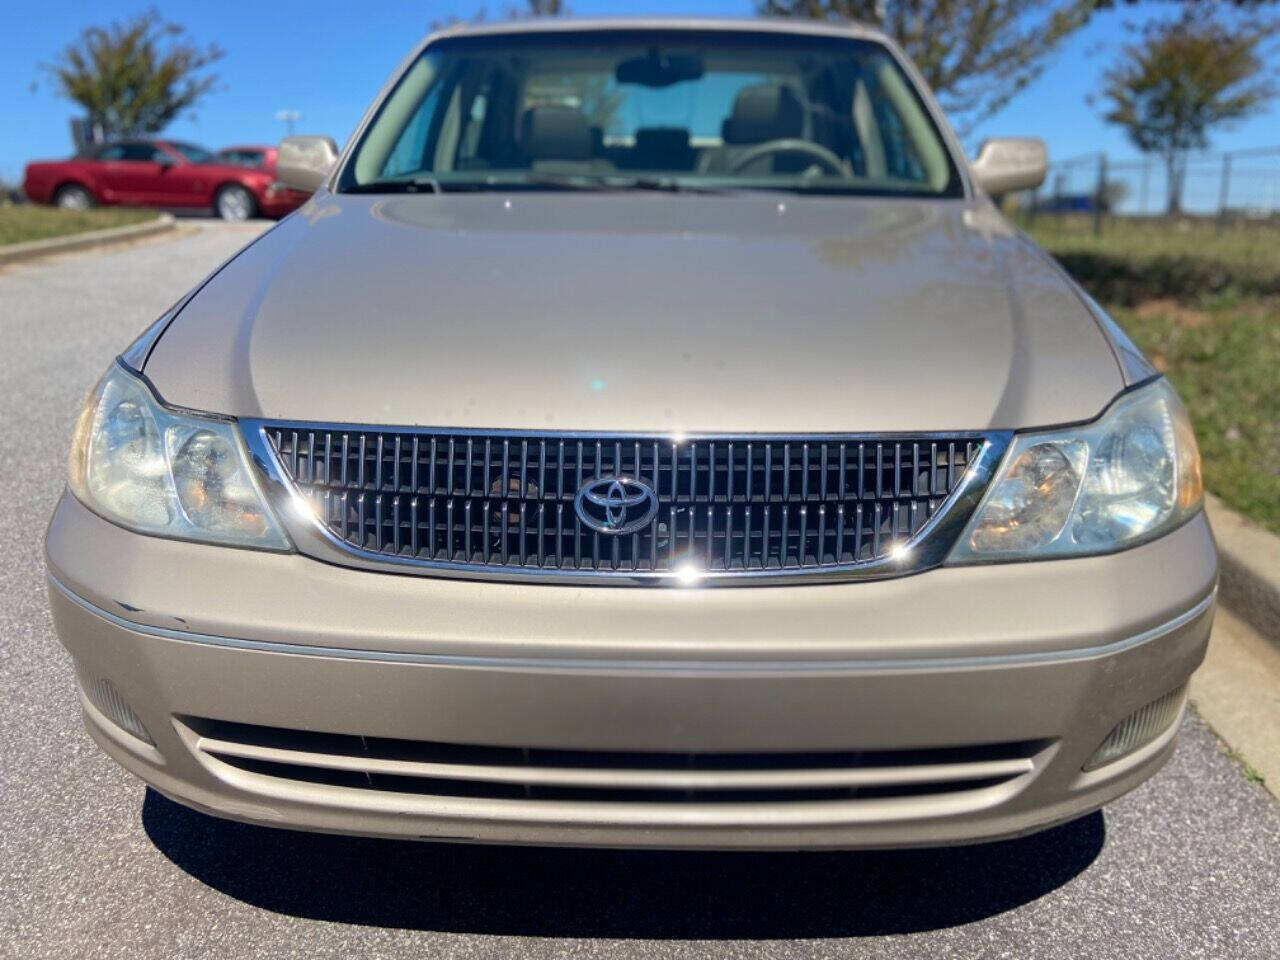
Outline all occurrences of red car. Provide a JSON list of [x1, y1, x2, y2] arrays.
[[23, 139, 309, 221], [215, 144, 280, 171]]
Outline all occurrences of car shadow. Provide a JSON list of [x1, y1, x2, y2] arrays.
[[142, 789, 1104, 938]]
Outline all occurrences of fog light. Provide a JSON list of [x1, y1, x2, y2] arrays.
[[1084, 684, 1186, 771], [78, 673, 153, 745]]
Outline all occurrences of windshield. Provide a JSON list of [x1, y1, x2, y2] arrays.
[[339, 29, 963, 197], [167, 141, 218, 165]]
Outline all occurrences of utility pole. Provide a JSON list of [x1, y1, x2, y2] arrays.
[[275, 109, 301, 137], [1216, 152, 1232, 236], [1093, 153, 1107, 237]]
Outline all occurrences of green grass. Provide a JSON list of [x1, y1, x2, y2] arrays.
[[1024, 216, 1280, 534], [0, 204, 157, 246], [1025, 215, 1279, 276]]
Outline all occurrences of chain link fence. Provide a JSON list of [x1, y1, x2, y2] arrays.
[[1016, 146, 1280, 233]]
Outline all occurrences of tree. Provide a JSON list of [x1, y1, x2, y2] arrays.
[[45, 11, 223, 140], [1099, 9, 1277, 214], [756, 1, 1094, 132], [431, 1, 565, 32]]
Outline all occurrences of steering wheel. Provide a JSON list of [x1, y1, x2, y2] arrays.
[[728, 139, 850, 177]]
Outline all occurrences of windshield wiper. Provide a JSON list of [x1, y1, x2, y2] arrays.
[[342, 173, 762, 196], [521, 173, 735, 195], [519, 173, 623, 192], [342, 176, 443, 194], [624, 176, 737, 195], [343, 174, 621, 194]]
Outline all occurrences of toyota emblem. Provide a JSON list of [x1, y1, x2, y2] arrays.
[[574, 476, 658, 535]]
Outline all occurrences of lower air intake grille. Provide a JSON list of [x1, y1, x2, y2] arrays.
[[186, 718, 1044, 805], [261, 427, 991, 581]]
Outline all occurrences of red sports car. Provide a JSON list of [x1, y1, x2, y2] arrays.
[[215, 144, 280, 171], [23, 139, 310, 221]]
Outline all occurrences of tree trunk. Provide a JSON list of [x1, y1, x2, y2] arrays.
[[1165, 154, 1185, 217]]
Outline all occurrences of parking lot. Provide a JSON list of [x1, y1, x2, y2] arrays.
[[2, 220, 1279, 959]]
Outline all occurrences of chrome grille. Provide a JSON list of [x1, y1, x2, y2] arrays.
[[258, 426, 998, 583]]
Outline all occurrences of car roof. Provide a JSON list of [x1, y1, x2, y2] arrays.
[[429, 16, 887, 44]]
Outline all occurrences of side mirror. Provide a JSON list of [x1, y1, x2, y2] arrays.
[[970, 138, 1047, 197], [276, 135, 339, 193], [154, 152, 176, 168]]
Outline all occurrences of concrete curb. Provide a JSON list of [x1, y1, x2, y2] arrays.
[[1206, 493, 1280, 644], [0, 212, 176, 266], [1190, 608, 1280, 799]]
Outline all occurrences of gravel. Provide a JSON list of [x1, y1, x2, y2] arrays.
[[2, 221, 1278, 959]]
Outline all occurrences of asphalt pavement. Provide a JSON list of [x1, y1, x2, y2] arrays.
[[2, 219, 1278, 959]]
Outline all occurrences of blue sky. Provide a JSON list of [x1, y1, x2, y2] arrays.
[[4, 1, 1277, 189]]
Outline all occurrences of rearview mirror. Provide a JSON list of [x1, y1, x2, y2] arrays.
[[970, 138, 1047, 197], [276, 135, 339, 193], [616, 50, 704, 88]]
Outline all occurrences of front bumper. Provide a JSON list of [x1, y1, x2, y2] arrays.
[[258, 184, 310, 217], [47, 492, 1216, 849]]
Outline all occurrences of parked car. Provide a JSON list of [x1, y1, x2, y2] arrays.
[[216, 144, 278, 171], [47, 18, 1216, 850], [23, 140, 307, 221]]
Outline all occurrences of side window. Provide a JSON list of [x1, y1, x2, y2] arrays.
[[432, 84, 466, 171], [121, 143, 159, 162], [97, 145, 126, 161], [871, 93, 926, 183], [457, 88, 489, 167], [383, 82, 446, 178]]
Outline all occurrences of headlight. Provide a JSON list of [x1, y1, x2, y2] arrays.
[[949, 378, 1202, 562], [68, 362, 290, 550]]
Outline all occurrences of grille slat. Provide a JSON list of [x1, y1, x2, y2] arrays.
[[187, 716, 1043, 806], [268, 428, 984, 579]]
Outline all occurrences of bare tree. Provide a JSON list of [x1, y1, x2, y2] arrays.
[[1099, 8, 1277, 213]]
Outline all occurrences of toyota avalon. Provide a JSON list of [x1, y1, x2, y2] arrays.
[[46, 18, 1217, 849]]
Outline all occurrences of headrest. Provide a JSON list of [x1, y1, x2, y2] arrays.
[[520, 106, 593, 161], [722, 85, 804, 145]]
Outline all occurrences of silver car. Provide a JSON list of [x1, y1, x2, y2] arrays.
[[47, 18, 1216, 849]]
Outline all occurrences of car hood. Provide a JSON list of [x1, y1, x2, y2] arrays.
[[144, 192, 1125, 433]]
